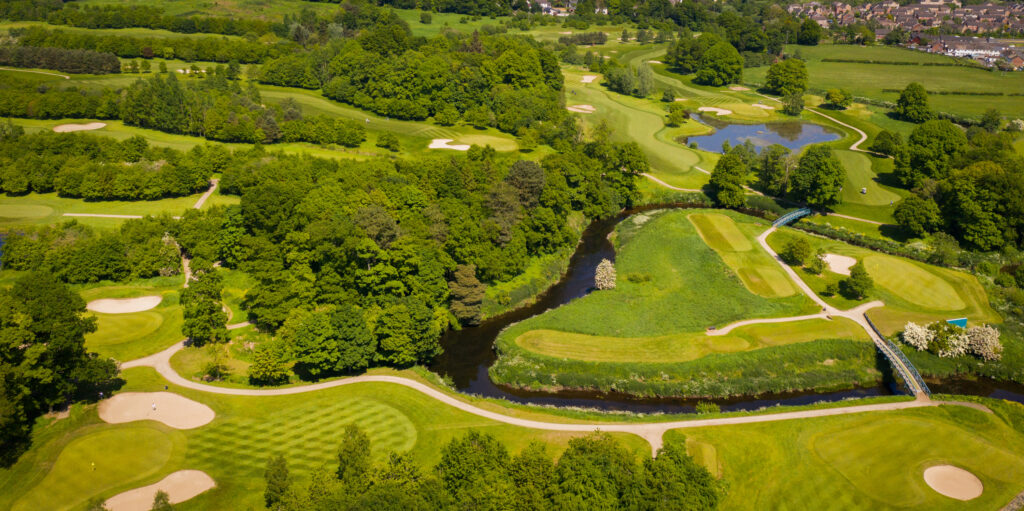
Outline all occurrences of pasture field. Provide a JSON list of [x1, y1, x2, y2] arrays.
[[675, 400, 1024, 510], [79, 278, 186, 362], [746, 44, 1024, 118], [0, 367, 651, 511]]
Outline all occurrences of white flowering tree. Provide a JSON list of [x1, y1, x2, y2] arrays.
[[966, 325, 1003, 361], [595, 259, 616, 290], [901, 322, 932, 351]]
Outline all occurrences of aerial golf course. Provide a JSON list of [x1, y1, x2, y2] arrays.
[[1, 3, 1024, 509]]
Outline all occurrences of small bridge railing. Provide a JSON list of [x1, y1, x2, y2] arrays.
[[864, 316, 932, 396], [773, 208, 813, 228]]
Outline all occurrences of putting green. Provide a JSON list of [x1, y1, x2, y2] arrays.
[[690, 213, 752, 252], [0, 204, 54, 219], [514, 318, 867, 363], [87, 312, 164, 347], [12, 426, 181, 511], [864, 255, 965, 311], [812, 415, 1024, 508], [836, 150, 901, 207], [689, 213, 795, 298]]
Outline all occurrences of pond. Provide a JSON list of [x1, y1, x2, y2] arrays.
[[684, 114, 842, 153]]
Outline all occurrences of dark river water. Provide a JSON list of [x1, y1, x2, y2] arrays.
[[685, 114, 843, 153], [428, 205, 1024, 413]]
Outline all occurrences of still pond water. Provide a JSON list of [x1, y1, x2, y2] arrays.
[[685, 114, 842, 153]]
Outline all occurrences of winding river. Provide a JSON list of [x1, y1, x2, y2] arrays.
[[428, 206, 1024, 413]]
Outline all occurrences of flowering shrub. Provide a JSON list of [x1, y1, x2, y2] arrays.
[[595, 259, 616, 290], [901, 321, 1002, 361], [966, 325, 1003, 361], [901, 322, 933, 351]]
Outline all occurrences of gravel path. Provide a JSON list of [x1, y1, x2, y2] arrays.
[[641, 173, 702, 192], [63, 213, 144, 219], [192, 179, 219, 210], [0, 67, 69, 79]]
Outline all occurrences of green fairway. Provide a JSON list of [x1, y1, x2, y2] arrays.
[[746, 44, 1024, 118], [864, 255, 966, 312], [80, 281, 185, 361], [835, 150, 903, 207], [0, 190, 208, 230], [689, 212, 796, 297], [514, 317, 869, 363], [12, 425, 186, 511], [678, 404, 1024, 510]]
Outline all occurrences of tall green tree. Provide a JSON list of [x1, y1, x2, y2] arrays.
[[448, 265, 485, 325], [709, 153, 748, 208], [757, 144, 792, 196], [765, 58, 807, 96], [790, 145, 843, 207], [694, 41, 742, 86], [264, 455, 290, 509], [895, 82, 932, 123], [797, 18, 823, 45]]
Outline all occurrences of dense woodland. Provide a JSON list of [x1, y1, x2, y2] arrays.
[[264, 428, 720, 510], [0, 45, 120, 74], [259, 29, 565, 133], [0, 127, 644, 378]]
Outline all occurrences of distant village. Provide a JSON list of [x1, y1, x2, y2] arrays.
[[787, 0, 1024, 69]]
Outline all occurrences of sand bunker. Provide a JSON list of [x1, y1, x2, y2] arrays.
[[752, 103, 776, 110], [99, 392, 214, 430], [53, 122, 106, 133], [698, 106, 732, 116], [105, 470, 216, 511], [923, 465, 983, 501], [566, 105, 596, 114], [87, 296, 162, 314], [581, 75, 598, 83], [729, 86, 750, 91], [823, 254, 857, 276], [428, 139, 470, 151], [647, 60, 664, 64]]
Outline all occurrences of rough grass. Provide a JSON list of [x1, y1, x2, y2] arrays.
[[514, 317, 869, 363], [676, 403, 1024, 510], [689, 212, 796, 297]]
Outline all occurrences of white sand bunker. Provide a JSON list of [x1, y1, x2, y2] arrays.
[[99, 392, 214, 430], [698, 106, 732, 116], [752, 103, 775, 110], [105, 470, 216, 511], [647, 60, 664, 64], [428, 139, 470, 151], [53, 122, 106, 133], [729, 85, 750, 91], [823, 254, 857, 276], [923, 465, 983, 501], [581, 75, 598, 83], [87, 296, 162, 314], [566, 104, 596, 114]]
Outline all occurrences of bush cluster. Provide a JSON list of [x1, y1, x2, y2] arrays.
[[0, 45, 120, 74]]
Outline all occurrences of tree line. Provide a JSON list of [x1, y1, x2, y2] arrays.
[[0, 44, 120, 75], [152, 130, 644, 379], [264, 428, 720, 511], [14, 26, 293, 64], [0, 72, 366, 146], [0, 130, 215, 200], [0, 272, 121, 466], [259, 29, 565, 135]]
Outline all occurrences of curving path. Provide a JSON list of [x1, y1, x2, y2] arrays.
[[192, 179, 219, 210], [707, 312, 829, 336], [0, 67, 70, 79], [641, 173, 701, 192]]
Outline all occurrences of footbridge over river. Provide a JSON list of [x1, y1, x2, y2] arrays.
[[767, 208, 931, 397]]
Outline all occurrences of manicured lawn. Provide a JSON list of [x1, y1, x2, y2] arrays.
[[676, 403, 1024, 510], [835, 150, 903, 207], [0, 190, 202, 230], [514, 317, 869, 363], [689, 212, 797, 297], [79, 279, 185, 362], [10, 424, 186, 511], [765, 228, 1000, 334], [0, 367, 652, 510], [746, 44, 1024, 118]]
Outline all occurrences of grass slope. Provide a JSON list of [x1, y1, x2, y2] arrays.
[[80, 278, 185, 361], [689, 212, 796, 297]]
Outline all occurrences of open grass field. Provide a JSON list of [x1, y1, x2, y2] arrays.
[[746, 44, 1024, 118], [765, 227, 1001, 334], [514, 317, 869, 363], [0, 21, 245, 40], [0, 367, 651, 511], [835, 150, 903, 208], [689, 212, 797, 297], [676, 401, 1024, 510], [79, 278, 186, 361], [0, 190, 211, 230]]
